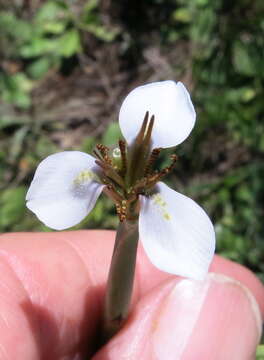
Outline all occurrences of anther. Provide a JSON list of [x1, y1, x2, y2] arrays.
[[96, 144, 112, 165], [143, 154, 178, 190], [116, 203, 121, 213], [159, 154, 178, 178], [115, 200, 127, 222], [144, 147, 161, 176]]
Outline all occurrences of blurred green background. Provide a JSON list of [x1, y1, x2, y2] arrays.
[[0, 0, 263, 281]]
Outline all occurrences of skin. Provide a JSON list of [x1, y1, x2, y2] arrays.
[[0, 230, 263, 360]]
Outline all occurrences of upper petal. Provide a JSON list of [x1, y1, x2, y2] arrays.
[[119, 80, 196, 149], [139, 182, 215, 280], [26, 151, 103, 230]]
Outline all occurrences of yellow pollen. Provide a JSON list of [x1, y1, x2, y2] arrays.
[[153, 194, 166, 207], [73, 170, 96, 185], [152, 194, 171, 221], [163, 212, 171, 221]]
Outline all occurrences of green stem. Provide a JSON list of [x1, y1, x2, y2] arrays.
[[101, 220, 139, 343]]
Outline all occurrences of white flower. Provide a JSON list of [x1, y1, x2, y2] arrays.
[[119, 80, 196, 148], [26, 80, 215, 280]]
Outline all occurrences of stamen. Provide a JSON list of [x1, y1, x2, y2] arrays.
[[119, 140, 127, 176], [103, 184, 123, 203], [144, 154, 178, 189], [159, 154, 178, 177], [95, 160, 125, 188], [93, 149, 104, 161], [115, 203, 121, 216], [96, 144, 112, 165], [144, 147, 161, 176], [115, 200, 127, 222]]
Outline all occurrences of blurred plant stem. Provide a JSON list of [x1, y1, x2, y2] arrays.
[[101, 220, 139, 343]]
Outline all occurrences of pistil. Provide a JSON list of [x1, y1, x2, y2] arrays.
[[141, 114, 154, 150], [126, 111, 154, 187], [134, 111, 149, 145]]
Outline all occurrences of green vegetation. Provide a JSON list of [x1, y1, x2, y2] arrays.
[[257, 345, 264, 359], [0, 0, 263, 281]]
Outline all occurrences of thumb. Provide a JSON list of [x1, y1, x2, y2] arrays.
[[94, 273, 263, 360]]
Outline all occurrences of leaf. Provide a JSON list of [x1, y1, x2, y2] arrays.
[[0, 12, 32, 42], [0, 187, 27, 229], [35, 1, 67, 23], [256, 345, 264, 360], [233, 42, 255, 76], [81, 137, 97, 153], [102, 122, 122, 146], [57, 29, 81, 57], [83, 23, 118, 42], [80, 0, 118, 42], [27, 57, 51, 79], [83, 0, 99, 13], [173, 8, 191, 23], [20, 37, 57, 57], [0, 115, 30, 129], [43, 21, 66, 34], [1, 73, 33, 108], [8, 126, 29, 163], [9, 73, 33, 93]]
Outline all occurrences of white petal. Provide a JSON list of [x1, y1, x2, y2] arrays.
[[26, 151, 103, 230], [119, 81, 196, 148], [139, 182, 215, 280]]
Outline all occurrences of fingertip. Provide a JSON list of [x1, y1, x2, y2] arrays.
[[210, 255, 264, 317], [94, 274, 262, 360]]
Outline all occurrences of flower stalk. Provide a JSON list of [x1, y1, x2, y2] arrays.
[[101, 219, 139, 343]]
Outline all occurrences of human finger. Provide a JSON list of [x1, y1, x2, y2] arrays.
[[0, 231, 263, 359], [93, 273, 263, 360]]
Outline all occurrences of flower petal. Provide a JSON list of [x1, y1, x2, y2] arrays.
[[119, 80, 196, 148], [26, 151, 103, 230], [139, 182, 215, 280]]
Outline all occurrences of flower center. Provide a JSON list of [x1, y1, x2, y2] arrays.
[[93, 112, 177, 221]]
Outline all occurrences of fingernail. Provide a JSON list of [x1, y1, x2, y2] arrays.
[[152, 273, 262, 360]]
